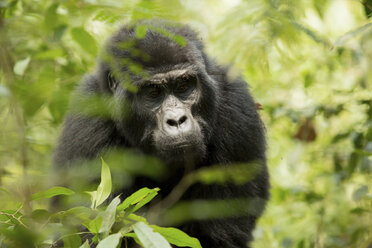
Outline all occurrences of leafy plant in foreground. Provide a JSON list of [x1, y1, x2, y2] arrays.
[[0, 159, 201, 248]]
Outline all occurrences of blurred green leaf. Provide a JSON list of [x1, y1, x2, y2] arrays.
[[352, 185, 369, 201], [34, 49, 65, 60], [136, 25, 148, 38], [13, 57, 30, 76], [163, 198, 266, 225], [350, 207, 369, 215], [31, 186, 74, 201], [0, 187, 9, 194], [194, 163, 261, 185], [44, 3, 59, 31], [348, 152, 360, 175], [70, 27, 98, 56], [335, 22, 372, 47], [30, 209, 50, 223], [63, 233, 82, 248], [52, 206, 92, 225]]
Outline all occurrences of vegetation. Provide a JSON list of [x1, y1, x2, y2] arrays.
[[0, 0, 371, 247]]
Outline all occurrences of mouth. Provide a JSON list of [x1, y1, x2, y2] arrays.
[[172, 142, 193, 149]]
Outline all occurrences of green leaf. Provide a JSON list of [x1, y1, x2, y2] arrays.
[[350, 207, 369, 215], [13, 57, 31, 76], [194, 163, 261, 185], [52, 206, 92, 224], [96, 158, 112, 208], [79, 240, 90, 248], [335, 22, 372, 47], [151, 225, 202, 248], [99, 196, 121, 235], [133, 222, 172, 248], [353, 185, 369, 201], [0, 187, 9, 194], [34, 49, 65, 60], [31, 186, 74, 201], [126, 213, 147, 223], [96, 233, 122, 248], [117, 187, 159, 211], [93, 10, 119, 23], [132, 189, 159, 213], [88, 158, 112, 209], [136, 25, 148, 38], [44, 3, 59, 31], [87, 216, 103, 234], [31, 209, 50, 223], [70, 27, 98, 56], [63, 233, 82, 248], [163, 198, 266, 225], [86, 190, 97, 209]]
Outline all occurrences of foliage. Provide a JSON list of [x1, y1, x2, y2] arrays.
[[0, 0, 371, 247], [0, 159, 202, 247]]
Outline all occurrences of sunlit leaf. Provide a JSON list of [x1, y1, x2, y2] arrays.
[[13, 57, 30, 76], [87, 216, 103, 234], [88, 158, 112, 209], [151, 225, 202, 248], [133, 222, 172, 248], [117, 187, 159, 211], [99, 196, 121, 234], [96, 233, 122, 248]]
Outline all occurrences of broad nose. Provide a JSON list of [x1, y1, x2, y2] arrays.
[[163, 109, 192, 135], [166, 115, 187, 127]]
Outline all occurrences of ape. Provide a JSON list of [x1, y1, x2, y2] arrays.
[[54, 20, 269, 248]]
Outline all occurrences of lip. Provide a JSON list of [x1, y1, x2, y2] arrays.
[[162, 141, 193, 151], [172, 142, 192, 149]]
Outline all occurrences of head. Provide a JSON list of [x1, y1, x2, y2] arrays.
[[97, 21, 218, 164]]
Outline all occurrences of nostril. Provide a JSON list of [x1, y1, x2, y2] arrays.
[[178, 115, 187, 125], [166, 119, 178, 127]]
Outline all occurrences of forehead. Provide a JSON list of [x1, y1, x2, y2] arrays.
[[109, 29, 191, 69]]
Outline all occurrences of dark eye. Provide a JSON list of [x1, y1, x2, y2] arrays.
[[175, 74, 196, 95], [177, 83, 190, 93], [147, 84, 163, 98]]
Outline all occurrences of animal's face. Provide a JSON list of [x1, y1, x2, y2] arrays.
[[133, 68, 206, 162], [96, 23, 220, 164]]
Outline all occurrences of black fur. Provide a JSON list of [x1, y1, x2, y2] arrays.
[[54, 20, 269, 248]]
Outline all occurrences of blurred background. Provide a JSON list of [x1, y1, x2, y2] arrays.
[[0, 0, 371, 247]]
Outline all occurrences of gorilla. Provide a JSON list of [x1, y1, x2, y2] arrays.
[[54, 20, 269, 248]]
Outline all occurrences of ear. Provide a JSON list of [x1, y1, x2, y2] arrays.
[[108, 72, 118, 91]]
